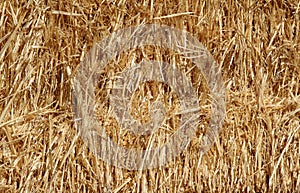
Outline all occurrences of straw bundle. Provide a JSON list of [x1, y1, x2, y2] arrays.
[[0, 0, 299, 192]]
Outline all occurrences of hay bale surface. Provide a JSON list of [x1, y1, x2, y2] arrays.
[[0, 0, 299, 192]]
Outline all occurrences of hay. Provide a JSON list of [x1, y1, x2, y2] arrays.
[[0, 0, 299, 192]]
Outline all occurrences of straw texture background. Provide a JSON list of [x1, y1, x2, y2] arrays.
[[0, 0, 299, 192]]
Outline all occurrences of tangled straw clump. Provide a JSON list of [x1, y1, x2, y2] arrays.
[[0, 0, 299, 192]]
